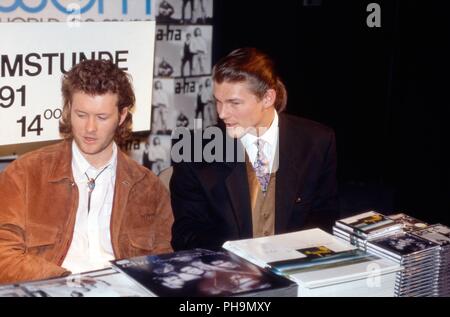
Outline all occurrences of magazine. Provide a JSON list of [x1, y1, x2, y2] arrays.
[[111, 248, 296, 297]]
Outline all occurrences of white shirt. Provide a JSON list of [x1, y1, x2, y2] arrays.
[[148, 144, 167, 162], [191, 36, 207, 55], [62, 141, 117, 274], [152, 89, 169, 108], [240, 110, 279, 173], [200, 87, 212, 105]]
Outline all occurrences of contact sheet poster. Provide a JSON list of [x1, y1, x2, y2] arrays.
[[130, 0, 215, 174], [154, 24, 212, 78], [174, 76, 216, 130], [125, 133, 172, 176], [155, 0, 213, 24]]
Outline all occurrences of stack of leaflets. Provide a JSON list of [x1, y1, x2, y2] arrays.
[[0, 268, 154, 297], [409, 224, 450, 297], [222, 228, 401, 297], [111, 248, 296, 297], [366, 232, 441, 297], [333, 211, 403, 251]]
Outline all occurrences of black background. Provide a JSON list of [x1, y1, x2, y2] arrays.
[[213, 0, 449, 225]]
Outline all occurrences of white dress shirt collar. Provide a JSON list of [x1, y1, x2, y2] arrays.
[[72, 141, 118, 180], [240, 110, 279, 172]]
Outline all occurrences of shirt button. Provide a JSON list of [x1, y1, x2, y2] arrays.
[[263, 213, 269, 219]]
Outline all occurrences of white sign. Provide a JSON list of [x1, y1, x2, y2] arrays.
[[0, 0, 155, 22], [0, 21, 155, 145]]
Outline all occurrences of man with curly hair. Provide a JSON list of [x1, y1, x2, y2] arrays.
[[0, 59, 173, 284]]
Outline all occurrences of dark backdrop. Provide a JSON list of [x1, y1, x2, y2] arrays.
[[212, 0, 449, 225]]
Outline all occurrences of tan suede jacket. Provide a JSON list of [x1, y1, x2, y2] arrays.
[[0, 141, 173, 284]]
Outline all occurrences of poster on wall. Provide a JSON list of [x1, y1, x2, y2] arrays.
[[125, 133, 171, 175], [150, 76, 216, 135], [154, 24, 212, 78], [174, 76, 217, 129], [151, 78, 176, 135], [0, 21, 155, 146], [0, 0, 155, 22], [155, 0, 213, 24]]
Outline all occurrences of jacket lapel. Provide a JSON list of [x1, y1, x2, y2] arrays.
[[110, 150, 145, 257], [275, 114, 302, 233]]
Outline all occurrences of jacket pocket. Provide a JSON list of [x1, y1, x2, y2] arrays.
[[290, 198, 313, 226], [26, 223, 59, 255], [127, 228, 155, 254], [293, 195, 312, 208]]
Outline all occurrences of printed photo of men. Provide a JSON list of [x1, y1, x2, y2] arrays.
[[155, 0, 213, 24]]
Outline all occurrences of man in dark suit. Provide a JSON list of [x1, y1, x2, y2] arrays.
[[170, 48, 338, 251]]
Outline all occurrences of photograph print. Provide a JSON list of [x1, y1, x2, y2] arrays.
[[174, 76, 216, 129], [154, 25, 212, 78], [156, 0, 213, 24]]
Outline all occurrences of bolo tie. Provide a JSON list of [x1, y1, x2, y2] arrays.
[[85, 165, 109, 213]]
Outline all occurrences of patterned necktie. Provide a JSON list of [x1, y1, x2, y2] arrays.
[[253, 139, 271, 193]]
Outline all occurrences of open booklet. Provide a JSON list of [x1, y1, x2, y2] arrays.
[[223, 228, 401, 289]]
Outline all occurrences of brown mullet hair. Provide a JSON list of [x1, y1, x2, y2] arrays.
[[59, 59, 135, 145], [212, 47, 287, 112]]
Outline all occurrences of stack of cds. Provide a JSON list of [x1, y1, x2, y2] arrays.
[[409, 224, 450, 297], [333, 211, 450, 296], [333, 211, 403, 251], [387, 213, 429, 232], [366, 232, 440, 297], [333, 226, 367, 251]]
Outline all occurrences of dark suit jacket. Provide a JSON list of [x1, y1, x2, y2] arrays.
[[170, 113, 338, 251]]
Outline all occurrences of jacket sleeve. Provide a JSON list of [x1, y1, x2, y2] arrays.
[[0, 162, 69, 284], [170, 163, 227, 251], [305, 129, 339, 232]]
